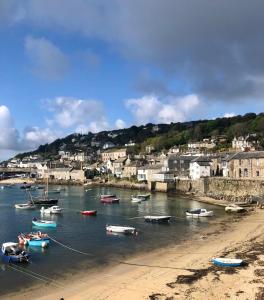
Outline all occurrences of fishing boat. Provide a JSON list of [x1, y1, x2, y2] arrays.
[[14, 203, 35, 210], [100, 194, 119, 204], [1, 242, 30, 263], [211, 258, 243, 267], [186, 208, 214, 217], [144, 215, 171, 223], [40, 206, 62, 214], [32, 218, 57, 228], [80, 210, 97, 216], [106, 225, 136, 234], [18, 232, 50, 247], [225, 204, 246, 213]]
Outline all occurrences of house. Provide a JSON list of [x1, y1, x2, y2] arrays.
[[152, 171, 174, 182], [145, 145, 155, 153], [122, 162, 140, 179], [226, 151, 264, 178], [101, 148, 127, 162], [103, 142, 116, 150], [112, 157, 130, 177], [137, 165, 162, 182], [232, 136, 255, 151], [188, 140, 216, 150], [190, 157, 212, 180], [163, 155, 198, 177], [125, 140, 136, 147]]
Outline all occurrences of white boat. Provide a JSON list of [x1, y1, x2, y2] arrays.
[[225, 204, 246, 213], [212, 258, 243, 267], [131, 197, 142, 203], [15, 203, 35, 210], [40, 206, 62, 214], [186, 208, 214, 217], [106, 225, 136, 234], [144, 215, 171, 223]]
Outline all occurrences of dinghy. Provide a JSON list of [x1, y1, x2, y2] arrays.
[[131, 197, 142, 203], [32, 218, 57, 228], [106, 225, 136, 234], [80, 210, 97, 216], [186, 208, 214, 217], [15, 203, 35, 210], [212, 258, 243, 267], [18, 232, 50, 247], [40, 206, 62, 214], [144, 215, 171, 223], [1, 242, 30, 263], [225, 204, 246, 213], [100, 195, 119, 204]]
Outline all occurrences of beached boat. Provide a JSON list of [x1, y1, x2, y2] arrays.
[[225, 204, 246, 213], [18, 232, 50, 247], [106, 225, 136, 234], [32, 218, 57, 228], [144, 215, 171, 223], [40, 206, 62, 214], [14, 203, 35, 210], [100, 195, 119, 204], [186, 208, 214, 217], [80, 210, 97, 216], [1, 242, 30, 263], [211, 258, 243, 267]]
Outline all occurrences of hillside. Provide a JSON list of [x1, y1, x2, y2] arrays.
[[15, 112, 264, 160]]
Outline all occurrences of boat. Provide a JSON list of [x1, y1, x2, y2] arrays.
[[15, 203, 35, 210], [131, 197, 142, 203], [32, 218, 57, 228], [20, 184, 31, 190], [133, 194, 151, 201], [80, 210, 97, 216], [225, 204, 246, 213], [1, 242, 30, 263], [28, 190, 59, 206], [144, 215, 171, 223], [100, 195, 119, 204], [40, 206, 62, 214], [106, 225, 136, 234], [186, 208, 214, 217], [18, 232, 50, 247], [211, 258, 243, 267]]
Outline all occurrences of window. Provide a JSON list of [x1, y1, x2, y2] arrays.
[[244, 168, 248, 177], [239, 159, 242, 166], [256, 171, 260, 177], [239, 168, 242, 178]]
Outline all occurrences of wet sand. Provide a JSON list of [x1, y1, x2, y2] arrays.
[[2, 209, 264, 300]]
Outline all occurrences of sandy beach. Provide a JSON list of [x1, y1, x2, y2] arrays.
[[2, 208, 264, 300]]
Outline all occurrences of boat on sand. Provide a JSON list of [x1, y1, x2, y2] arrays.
[[212, 257, 243, 267]]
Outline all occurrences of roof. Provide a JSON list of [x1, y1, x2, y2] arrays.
[[138, 164, 162, 170], [113, 157, 128, 163], [227, 151, 264, 161]]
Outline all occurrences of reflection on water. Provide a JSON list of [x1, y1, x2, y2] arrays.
[[0, 185, 228, 295]]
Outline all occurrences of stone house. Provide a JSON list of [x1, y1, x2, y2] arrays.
[[189, 156, 212, 180], [163, 155, 198, 177], [227, 151, 264, 178], [137, 165, 162, 182], [112, 157, 130, 177], [101, 148, 127, 162], [152, 171, 174, 182], [122, 163, 140, 179]]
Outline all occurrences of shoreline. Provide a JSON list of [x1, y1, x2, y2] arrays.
[[2, 209, 264, 300]]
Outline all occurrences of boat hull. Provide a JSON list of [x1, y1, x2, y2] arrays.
[[186, 211, 214, 217], [1, 253, 30, 263], [101, 198, 119, 204], [212, 258, 243, 267], [144, 216, 171, 223], [106, 226, 136, 234], [81, 210, 97, 216], [32, 220, 57, 228]]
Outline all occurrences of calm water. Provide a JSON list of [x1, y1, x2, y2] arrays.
[[0, 185, 228, 295]]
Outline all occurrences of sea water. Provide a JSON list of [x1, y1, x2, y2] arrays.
[[0, 185, 228, 296]]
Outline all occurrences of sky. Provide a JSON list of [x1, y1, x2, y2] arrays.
[[1, 0, 264, 160]]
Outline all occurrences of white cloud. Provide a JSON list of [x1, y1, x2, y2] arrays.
[[115, 119, 126, 129], [125, 94, 200, 124], [46, 97, 109, 133], [22, 126, 58, 148], [223, 113, 236, 118], [25, 35, 69, 79]]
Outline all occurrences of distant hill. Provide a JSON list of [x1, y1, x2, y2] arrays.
[[15, 112, 264, 160]]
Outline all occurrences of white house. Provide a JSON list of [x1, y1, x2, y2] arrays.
[[190, 157, 212, 180], [232, 136, 252, 151]]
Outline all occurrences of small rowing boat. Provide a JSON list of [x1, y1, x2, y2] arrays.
[[211, 258, 243, 267], [144, 215, 171, 223], [186, 208, 214, 217], [15, 203, 35, 210], [1, 242, 30, 263], [100, 195, 119, 204], [32, 218, 57, 228], [18, 232, 50, 247], [106, 225, 136, 234], [81, 210, 97, 216]]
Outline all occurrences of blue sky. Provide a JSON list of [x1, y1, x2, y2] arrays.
[[1, 0, 264, 160]]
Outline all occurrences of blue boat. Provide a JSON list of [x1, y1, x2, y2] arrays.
[[1, 242, 30, 263], [18, 233, 50, 247], [32, 218, 57, 228], [212, 258, 243, 267]]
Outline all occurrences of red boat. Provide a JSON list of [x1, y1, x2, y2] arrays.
[[100, 195, 119, 204], [80, 210, 97, 216]]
